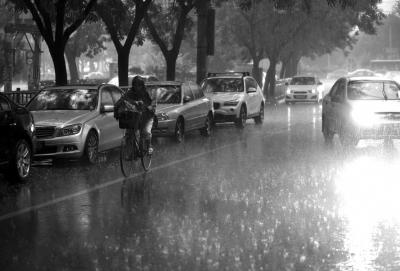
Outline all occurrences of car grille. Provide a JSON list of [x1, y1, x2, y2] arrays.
[[35, 126, 56, 139], [213, 102, 220, 110], [293, 91, 308, 94]]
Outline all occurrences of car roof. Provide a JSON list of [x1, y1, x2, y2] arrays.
[[346, 76, 390, 81], [292, 75, 317, 78]]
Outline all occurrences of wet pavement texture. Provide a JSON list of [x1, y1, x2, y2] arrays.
[[1, 104, 400, 270]]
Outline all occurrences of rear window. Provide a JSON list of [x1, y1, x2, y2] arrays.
[[347, 81, 400, 100]]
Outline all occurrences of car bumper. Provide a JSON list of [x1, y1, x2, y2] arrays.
[[212, 104, 240, 122], [152, 119, 176, 136], [34, 133, 85, 159], [285, 94, 319, 102], [357, 123, 400, 139]]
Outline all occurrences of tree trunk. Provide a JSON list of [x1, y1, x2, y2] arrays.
[[252, 58, 262, 86], [50, 45, 68, 86], [166, 53, 177, 81], [263, 57, 277, 101], [118, 49, 129, 87], [65, 49, 79, 83], [280, 60, 286, 79], [196, 0, 210, 84], [286, 55, 301, 78]]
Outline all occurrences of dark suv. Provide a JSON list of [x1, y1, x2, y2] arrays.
[[0, 93, 35, 181]]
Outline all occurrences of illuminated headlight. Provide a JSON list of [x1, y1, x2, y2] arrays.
[[286, 88, 291, 94], [351, 110, 379, 127], [56, 124, 82, 137], [157, 112, 169, 121], [30, 123, 35, 134], [224, 100, 239, 106], [311, 89, 317, 94]]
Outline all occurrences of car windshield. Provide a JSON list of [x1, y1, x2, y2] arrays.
[[147, 85, 181, 104], [347, 81, 400, 100], [27, 88, 98, 111], [290, 77, 316, 85], [202, 78, 244, 93]]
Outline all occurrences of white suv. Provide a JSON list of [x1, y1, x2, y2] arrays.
[[201, 72, 265, 128]]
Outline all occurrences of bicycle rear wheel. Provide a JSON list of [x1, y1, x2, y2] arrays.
[[120, 135, 135, 177], [140, 140, 152, 171]]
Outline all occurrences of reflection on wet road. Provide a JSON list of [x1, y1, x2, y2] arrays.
[[1, 104, 400, 270]]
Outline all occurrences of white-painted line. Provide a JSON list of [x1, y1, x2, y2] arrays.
[[0, 140, 243, 222]]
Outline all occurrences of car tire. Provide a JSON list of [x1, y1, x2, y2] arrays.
[[254, 103, 264, 125], [235, 106, 247, 128], [85, 130, 99, 164], [7, 139, 32, 182], [175, 118, 184, 143], [200, 113, 212, 137], [322, 117, 334, 144]]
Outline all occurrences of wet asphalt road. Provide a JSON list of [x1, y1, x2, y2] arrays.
[[1, 104, 400, 271]]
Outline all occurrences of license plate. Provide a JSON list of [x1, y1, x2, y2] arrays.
[[294, 95, 306, 99]]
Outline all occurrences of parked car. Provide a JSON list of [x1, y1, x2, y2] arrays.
[[0, 93, 35, 181], [322, 77, 400, 146], [285, 75, 324, 104], [347, 69, 377, 77], [26, 84, 124, 163], [147, 81, 213, 142], [201, 72, 265, 128], [108, 74, 158, 88]]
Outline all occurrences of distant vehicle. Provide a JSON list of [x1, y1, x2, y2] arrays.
[[347, 69, 376, 77], [285, 76, 324, 104], [26, 84, 124, 163], [326, 69, 348, 80], [83, 71, 106, 80], [322, 77, 400, 146], [108, 74, 159, 87], [370, 59, 400, 72], [0, 93, 35, 181], [147, 81, 213, 142], [201, 72, 265, 128]]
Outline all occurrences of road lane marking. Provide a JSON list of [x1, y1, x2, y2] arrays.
[[0, 125, 308, 222]]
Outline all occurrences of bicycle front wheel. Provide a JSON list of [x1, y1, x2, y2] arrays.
[[120, 135, 135, 177], [140, 143, 152, 171]]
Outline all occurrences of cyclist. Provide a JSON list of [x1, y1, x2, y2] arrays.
[[115, 76, 155, 155]]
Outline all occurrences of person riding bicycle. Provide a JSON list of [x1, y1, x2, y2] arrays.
[[115, 76, 155, 154]]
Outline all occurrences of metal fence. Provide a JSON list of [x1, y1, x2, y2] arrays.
[[3, 90, 38, 106]]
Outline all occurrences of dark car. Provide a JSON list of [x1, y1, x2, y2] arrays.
[[0, 93, 35, 181]]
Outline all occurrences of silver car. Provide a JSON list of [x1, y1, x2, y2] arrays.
[[26, 84, 124, 163], [147, 81, 213, 142]]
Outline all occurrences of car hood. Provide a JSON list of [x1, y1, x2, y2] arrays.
[[31, 110, 97, 127], [205, 92, 243, 102], [288, 85, 316, 91], [349, 100, 400, 114], [156, 104, 182, 114]]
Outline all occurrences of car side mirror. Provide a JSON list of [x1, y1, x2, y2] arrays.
[[100, 104, 114, 113], [247, 87, 257, 93], [285, 82, 289, 86], [183, 96, 192, 103]]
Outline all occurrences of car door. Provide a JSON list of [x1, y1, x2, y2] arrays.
[[0, 95, 13, 163], [109, 86, 125, 148], [245, 77, 259, 116], [189, 82, 210, 128], [97, 87, 116, 151], [181, 84, 197, 131]]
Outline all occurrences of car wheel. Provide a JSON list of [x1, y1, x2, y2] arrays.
[[235, 106, 246, 128], [175, 118, 184, 143], [8, 139, 32, 181], [200, 113, 212, 137], [254, 103, 264, 125], [322, 117, 334, 144], [85, 130, 99, 164]]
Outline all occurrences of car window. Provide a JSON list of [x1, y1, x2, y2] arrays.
[[290, 77, 316, 85], [0, 96, 11, 111], [190, 83, 204, 99], [334, 80, 345, 101], [245, 77, 257, 91], [183, 85, 195, 102], [203, 78, 244, 93], [109, 86, 122, 104], [347, 81, 400, 100], [101, 89, 114, 106]]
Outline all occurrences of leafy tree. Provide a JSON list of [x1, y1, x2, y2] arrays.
[[145, 0, 195, 80], [96, 0, 152, 87], [9, 0, 98, 85], [65, 21, 108, 83]]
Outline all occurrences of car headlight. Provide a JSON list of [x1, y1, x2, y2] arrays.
[[29, 123, 35, 134], [351, 109, 378, 127], [311, 89, 317, 94], [224, 100, 239, 106], [286, 88, 291, 94], [56, 124, 82, 137], [157, 112, 169, 121]]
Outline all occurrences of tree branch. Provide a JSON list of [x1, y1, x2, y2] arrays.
[[144, 12, 168, 56], [64, 0, 97, 43]]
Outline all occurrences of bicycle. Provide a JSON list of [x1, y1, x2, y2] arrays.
[[117, 101, 152, 177]]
